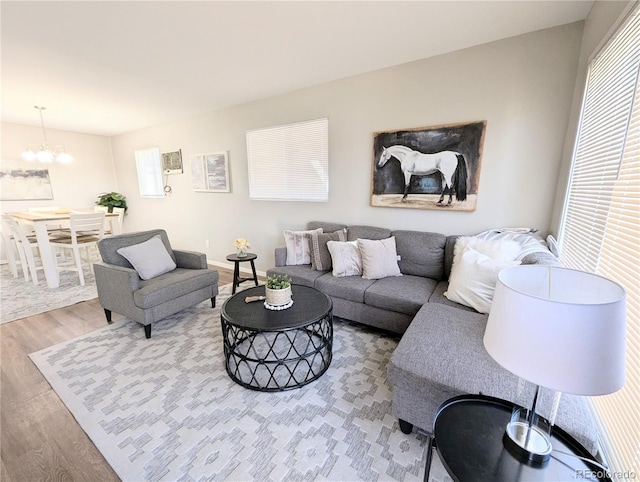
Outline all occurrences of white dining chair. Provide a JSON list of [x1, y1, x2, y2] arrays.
[[1, 215, 23, 279], [50, 212, 105, 286], [94, 206, 125, 236], [2, 214, 43, 285]]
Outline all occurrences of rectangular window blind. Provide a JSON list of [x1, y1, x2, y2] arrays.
[[135, 147, 164, 198], [246, 117, 329, 202], [559, 5, 639, 477]]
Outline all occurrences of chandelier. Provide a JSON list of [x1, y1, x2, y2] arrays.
[[21, 106, 73, 163]]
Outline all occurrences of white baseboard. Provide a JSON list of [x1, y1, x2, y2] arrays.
[[207, 259, 267, 278]]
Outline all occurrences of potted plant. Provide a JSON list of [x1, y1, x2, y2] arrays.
[[265, 274, 292, 307], [96, 192, 128, 213]]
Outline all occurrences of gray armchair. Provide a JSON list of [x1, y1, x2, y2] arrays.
[[94, 229, 219, 338]]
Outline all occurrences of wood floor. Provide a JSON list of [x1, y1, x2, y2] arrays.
[[0, 267, 246, 482]]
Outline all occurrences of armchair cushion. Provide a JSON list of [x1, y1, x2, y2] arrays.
[[134, 268, 219, 309], [116, 235, 177, 280]]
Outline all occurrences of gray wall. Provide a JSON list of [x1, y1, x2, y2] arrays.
[[109, 23, 583, 272]]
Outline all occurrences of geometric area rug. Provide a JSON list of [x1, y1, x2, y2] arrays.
[[1, 264, 98, 324], [30, 284, 449, 481]]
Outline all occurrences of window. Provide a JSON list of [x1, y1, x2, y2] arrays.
[[135, 147, 164, 198], [246, 117, 329, 202], [559, 5, 639, 476]]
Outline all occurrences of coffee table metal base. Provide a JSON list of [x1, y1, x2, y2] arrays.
[[222, 314, 332, 391]]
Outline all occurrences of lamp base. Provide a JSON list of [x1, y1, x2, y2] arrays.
[[503, 408, 551, 465]]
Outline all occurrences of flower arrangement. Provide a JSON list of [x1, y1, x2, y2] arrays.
[[266, 273, 291, 290], [234, 238, 250, 257]]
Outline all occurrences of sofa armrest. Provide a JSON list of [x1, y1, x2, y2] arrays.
[[93, 262, 141, 314], [274, 247, 287, 267], [173, 249, 207, 269]]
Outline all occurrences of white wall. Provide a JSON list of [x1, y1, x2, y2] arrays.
[[1, 122, 118, 212], [550, 0, 634, 233], [109, 22, 583, 272]]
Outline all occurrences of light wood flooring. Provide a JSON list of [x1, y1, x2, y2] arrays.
[[0, 267, 252, 482]]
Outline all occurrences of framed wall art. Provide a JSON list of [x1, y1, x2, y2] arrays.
[[371, 121, 486, 211], [0, 162, 54, 200], [191, 152, 230, 193], [162, 149, 183, 175]]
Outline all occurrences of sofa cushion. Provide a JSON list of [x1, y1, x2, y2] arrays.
[[327, 240, 362, 277], [358, 237, 402, 280], [364, 275, 437, 316], [392, 230, 446, 280], [117, 235, 177, 280], [266, 266, 324, 288], [310, 229, 347, 271], [284, 228, 323, 265], [134, 268, 217, 309], [347, 225, 391, 241], [315, 273, 376, 303]]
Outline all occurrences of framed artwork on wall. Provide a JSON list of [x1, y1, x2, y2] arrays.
[[0, 161, 54, 200], [191, 152, 230, 193], [371, 121, 486, 211], [162, 149, 183, 175]]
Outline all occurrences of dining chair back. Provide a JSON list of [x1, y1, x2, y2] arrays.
[[2, 214, 42, 284], [50, 212, 105, 286], [94, 206, 125, 235]]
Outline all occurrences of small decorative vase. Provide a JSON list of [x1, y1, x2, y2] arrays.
[[237, 249, 247, 258], [265, 286, 292, 306]]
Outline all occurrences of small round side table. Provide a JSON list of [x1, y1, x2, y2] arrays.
[[226, 252, 259, 294]]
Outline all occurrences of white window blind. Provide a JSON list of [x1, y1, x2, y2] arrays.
[[135, 147, 164, 198], [246, 117, 329, 202], [559, 5, 639, 477]]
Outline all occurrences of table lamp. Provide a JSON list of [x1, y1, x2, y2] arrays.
[[484, 265, 626, 464]]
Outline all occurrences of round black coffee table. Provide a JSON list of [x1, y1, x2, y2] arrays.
[[220, 284, 333, 391]]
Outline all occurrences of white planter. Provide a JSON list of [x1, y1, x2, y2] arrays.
[[265, 286, 292, 306]]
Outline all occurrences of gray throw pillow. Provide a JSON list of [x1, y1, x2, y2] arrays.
[[116, 235, 177, 280], [310, 229, 347, 271]]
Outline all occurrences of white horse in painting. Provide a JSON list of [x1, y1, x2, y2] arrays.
[[377, 145, 468, 205]]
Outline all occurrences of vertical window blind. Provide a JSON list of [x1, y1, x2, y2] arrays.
[[134, 147, 164, 198], [246, 117, 329, 202], [559, 5, 639, 477]]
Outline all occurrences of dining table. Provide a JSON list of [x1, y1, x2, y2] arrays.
[[9, 209, 122, 288]]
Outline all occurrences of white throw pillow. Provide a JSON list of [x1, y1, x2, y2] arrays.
[[117, 235, 177, 280], [453, 236, 522, 263], [445, 247, 521, 313], [327, 240, 362, 277], [284, 228, 323, 265], [357, 237, 402, 280]]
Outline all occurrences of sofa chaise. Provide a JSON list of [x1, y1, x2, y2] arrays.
[[267, 221, 598, 455]]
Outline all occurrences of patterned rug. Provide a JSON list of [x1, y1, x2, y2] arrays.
[[30, 284, 453, 481], [1, 264, 98, 324]]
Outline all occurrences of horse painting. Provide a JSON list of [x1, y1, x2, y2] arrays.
[[377, 145, 468, 206]]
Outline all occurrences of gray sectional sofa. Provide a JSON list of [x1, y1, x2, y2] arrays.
[[267, 221, 599, 455]]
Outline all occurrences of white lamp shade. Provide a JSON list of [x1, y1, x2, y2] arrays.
[[484, 266, 626, 396]]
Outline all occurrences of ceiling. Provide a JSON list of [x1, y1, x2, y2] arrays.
[[1, 1, 594, 137]]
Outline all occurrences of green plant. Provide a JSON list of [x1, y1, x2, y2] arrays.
[[266, 274, 291, 290], [96, 192, 128, 213]]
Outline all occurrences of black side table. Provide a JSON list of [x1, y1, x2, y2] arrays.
[[226, 252, 259, 294], [433, 394, 611, 482]]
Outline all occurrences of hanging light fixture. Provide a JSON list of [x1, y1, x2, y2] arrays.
[[21, 106, 73, 163]]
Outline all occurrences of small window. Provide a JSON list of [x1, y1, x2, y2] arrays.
[[246, 117, 329, 202], [135, 147, 164, 198]]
